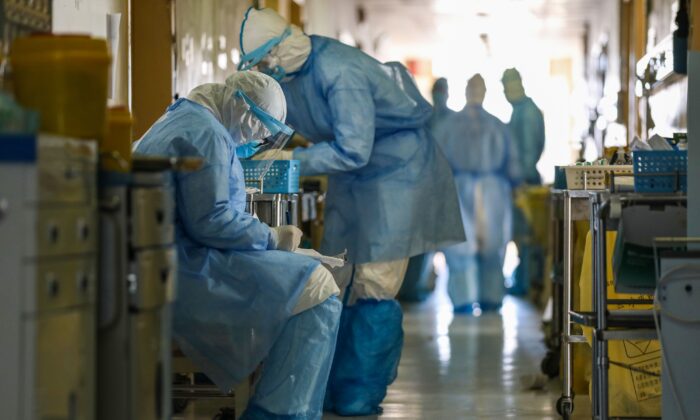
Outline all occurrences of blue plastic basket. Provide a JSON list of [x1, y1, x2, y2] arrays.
[[240, 159, 300, 193], [632, 150, 687, 193]]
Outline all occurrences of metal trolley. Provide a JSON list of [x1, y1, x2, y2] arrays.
[[558, 191, 686, 419], [556, 189, 594, 418], [541, 190, 565, 378]]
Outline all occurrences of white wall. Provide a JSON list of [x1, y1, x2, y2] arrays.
[[52, 0, 130, 107]]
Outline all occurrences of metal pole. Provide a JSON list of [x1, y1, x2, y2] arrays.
[[562, 193, 574, 400], [597, 198, 610, 419], [591, 194, 600, 418]]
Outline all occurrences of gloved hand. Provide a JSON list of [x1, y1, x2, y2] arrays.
[[252, 149, 294, 160], [270, 225, 303, 252], [290, 132, 312, 148]]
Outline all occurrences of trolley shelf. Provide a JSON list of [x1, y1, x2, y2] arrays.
[[569, 310, 656, 329]]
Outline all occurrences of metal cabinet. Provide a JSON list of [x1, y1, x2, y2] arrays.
[[97, 169, 175, 420], [0, 134, 98, 420]]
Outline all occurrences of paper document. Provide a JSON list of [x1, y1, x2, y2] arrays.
[[295, 248, 346, 268]]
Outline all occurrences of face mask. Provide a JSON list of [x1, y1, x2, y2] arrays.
[[235, 140, 265, 159], [257, 55, 287, 81], [238, 27, 292, 82]]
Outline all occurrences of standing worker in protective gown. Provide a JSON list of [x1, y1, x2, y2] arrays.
[[399, 77, 455, 302], [436, 74, 522, 314], [234, 7, 465, 416], [502, 68, 545, 296], [430, 77, 454, 130], [133, 71, 341, 420]]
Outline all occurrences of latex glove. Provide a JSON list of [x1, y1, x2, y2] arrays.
[[252, 149, 294, 160], [270, 225, 303, 252], [290, 132, 312, 148]]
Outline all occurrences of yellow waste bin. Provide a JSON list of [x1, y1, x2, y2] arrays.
[[11, 34, 110, 140], [579, 231, 661, 418], [102, 107, 134, 172]]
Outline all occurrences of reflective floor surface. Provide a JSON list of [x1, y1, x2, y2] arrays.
[[176, 275, 593, 419], [324, 275, 592, 420]]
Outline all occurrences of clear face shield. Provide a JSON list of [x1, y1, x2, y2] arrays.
[[235, 90, 295, 181]]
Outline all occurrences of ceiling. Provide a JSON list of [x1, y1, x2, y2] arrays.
[[357, 0, 606, 39]]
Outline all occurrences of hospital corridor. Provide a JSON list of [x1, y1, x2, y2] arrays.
[[328, 285, 572, 420], [1, 0, 699, 419]]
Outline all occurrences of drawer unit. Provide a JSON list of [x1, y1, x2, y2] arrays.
[[35, 135, 97, 206], [24, 257, 96, 314], [23, 309, 95, 420], [130, 310, 168, 420], [131, 186, 174, 248], [1, 134, 98, 420], [36, 158, 96, 206], [33, 207, 97, 258], [131, 247, 176, 311]]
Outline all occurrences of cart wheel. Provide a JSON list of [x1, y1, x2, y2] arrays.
[[172, 398, 189, 414], [541, 350, 560, 378], [213, 407, 235, 420], [556, 396, 574, 419]]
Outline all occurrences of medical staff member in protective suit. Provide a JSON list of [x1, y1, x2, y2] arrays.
[[501, 68, 545, 296], [134, 71, 341, 420], [233, 7, 464, 416], [400, 77, 456, 303], [435, 74, 522, 314], [430, 77, 454, 130]]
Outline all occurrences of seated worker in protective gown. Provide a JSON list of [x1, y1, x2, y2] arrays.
[[134, 70, 341, 420]]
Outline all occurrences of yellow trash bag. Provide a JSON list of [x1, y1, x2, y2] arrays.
[[570, 221, 592, 395], [578, 231, 661, 417], [514, 186, 550, 247]]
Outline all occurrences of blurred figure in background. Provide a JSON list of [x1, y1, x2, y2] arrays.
[[430, 77, 454, 129], [502, 68, 545, 296], [399, 76, 455, 303], [436, 74, 522, 314]]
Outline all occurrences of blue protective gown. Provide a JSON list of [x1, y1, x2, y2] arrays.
[[507, 96, 545, 295], [283, 35, 464, 265], [508, 96, 544, 185], [399, 103, 455, 302], [435, 105, 522, 309], [430, 101, 454, 132], [134, 99, 341, 418], [277, 36, 463, 416]]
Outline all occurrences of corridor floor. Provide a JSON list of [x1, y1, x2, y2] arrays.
[[325, 277, 591, 419]]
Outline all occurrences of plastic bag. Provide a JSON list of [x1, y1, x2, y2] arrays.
[[578, 231, 661, 417]]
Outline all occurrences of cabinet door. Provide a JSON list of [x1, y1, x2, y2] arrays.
[[30, 309, 95, 420]]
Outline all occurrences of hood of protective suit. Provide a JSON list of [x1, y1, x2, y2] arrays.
[[239, 7, 311, 78], [187, 71, 286, 145], [466, 74, 486, 105], [501, 68, 525, 104]]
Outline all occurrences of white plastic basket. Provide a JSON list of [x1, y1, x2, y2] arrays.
[[563, 165, 633, 190]]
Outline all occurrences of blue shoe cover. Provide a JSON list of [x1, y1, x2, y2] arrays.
[[453, 302, 479, 315], [324, 299, 403, 416], [478, 301, 502, 312]]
